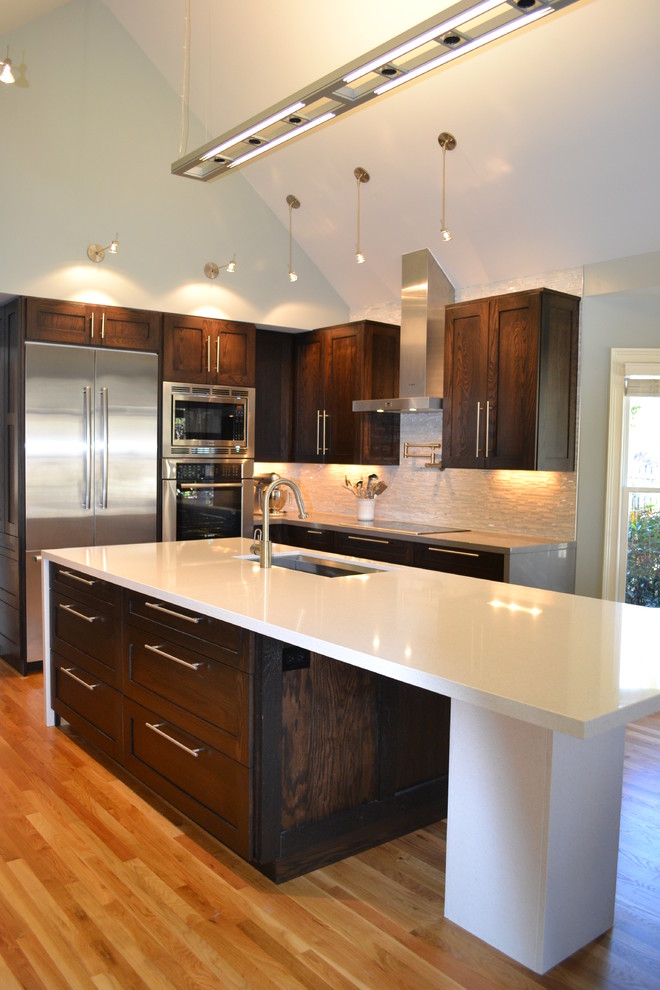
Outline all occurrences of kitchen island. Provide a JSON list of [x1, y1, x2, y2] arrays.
[[41, 537, 660, 975]]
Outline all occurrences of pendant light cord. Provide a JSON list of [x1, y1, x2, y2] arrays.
[[179, 0, 191, 155]]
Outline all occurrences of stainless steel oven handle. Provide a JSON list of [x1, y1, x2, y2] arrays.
[[178, 482, 243, 490]]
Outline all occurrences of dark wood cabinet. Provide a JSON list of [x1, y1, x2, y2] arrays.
[[254, 639, 449, 882], [255, 328, 294, 461], [163, 313, 256, 386], [293, 321, 400, 465], [443, 289, 579, 470], [25, 297, 162, 352], [48, 573, 449, 878], [49, 564, 123, 760], [334, 530, 414, 565], [0, 299, 24, 673]]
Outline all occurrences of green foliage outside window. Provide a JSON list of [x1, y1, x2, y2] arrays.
[[626, 504, 660, 607]]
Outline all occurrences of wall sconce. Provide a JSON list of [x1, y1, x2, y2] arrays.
[[286, 194, 300, 282], [437, 132, 456, 242], [87, 236, 119, 263], [354, 167, 370, 264], [0, 50, 15, 85], [204, 256, 237, 278]]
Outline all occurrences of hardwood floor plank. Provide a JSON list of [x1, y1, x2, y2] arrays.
[[0, 658, 658, 989]]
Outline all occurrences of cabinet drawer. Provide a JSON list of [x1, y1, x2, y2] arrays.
[[335, 532, 414, 566], [413, 543, 504, 581], [52, 653, 123, 761], [52, 564, 122, 617], [51, 592, 121, 683], [125, 630, 251, 764], [276, 525, 336, 553], [124, 698, 251, 858], [126, 593, 251, 672]]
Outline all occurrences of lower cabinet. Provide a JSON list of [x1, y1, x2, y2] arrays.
[[252, 638, 449, 882], [48, 566, 450, 880]]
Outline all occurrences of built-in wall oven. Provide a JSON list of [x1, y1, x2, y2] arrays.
[[161, 382, 255, 541]]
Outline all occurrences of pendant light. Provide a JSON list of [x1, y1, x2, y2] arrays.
[[286, 194, 300, 282], [354, 167, 370, 264], [438, 132, 456, 242], [0, 55, 15, 85]]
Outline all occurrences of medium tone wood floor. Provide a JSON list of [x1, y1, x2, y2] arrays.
[[0, 659, 658, 990]]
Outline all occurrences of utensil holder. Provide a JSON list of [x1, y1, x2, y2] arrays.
[[357, 498, 375, 521]]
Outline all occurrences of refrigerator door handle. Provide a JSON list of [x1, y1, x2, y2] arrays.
[[100, 387, 109, 508], [83, 386, 92, 509]]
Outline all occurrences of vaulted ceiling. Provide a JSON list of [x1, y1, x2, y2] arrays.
[[4, 0, 660, 312]]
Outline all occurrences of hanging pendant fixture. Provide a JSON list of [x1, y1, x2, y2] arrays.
[[287, 194, 300, 282], [354, 167, 370, 264], [437, 132, 456, 242]]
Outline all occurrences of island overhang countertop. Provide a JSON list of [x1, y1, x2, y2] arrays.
[[41, 536, 660, 740]]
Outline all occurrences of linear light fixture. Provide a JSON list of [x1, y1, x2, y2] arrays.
[[172, 0, 581, 182]]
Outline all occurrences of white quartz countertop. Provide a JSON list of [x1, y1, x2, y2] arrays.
[[43, 538, 660, 739]]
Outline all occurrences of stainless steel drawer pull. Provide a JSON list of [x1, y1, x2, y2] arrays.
[[347, 535, 390, 545], [59, 603, 98, 623], [306, 530, 325, 536], [426, 547, 479, 558], [145, 644, 201, 670], [144, 602, 202, 624], [145, 722, 203, 758], [61, 667, 98, 691], [61, 570, 97, 586]]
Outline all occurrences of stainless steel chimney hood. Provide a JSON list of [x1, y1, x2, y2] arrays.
[[353, 249, 455, 413]]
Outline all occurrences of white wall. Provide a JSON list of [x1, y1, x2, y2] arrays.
[[574, 254, 660, 598], [0, 0, 347, 329]]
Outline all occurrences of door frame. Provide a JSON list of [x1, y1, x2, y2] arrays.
[[602, 347, 660, 600]]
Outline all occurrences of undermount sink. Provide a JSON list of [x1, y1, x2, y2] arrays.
[[243, 553, 388, 578]]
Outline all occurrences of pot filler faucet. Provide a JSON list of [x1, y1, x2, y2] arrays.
[[251, 478, 308, 568]]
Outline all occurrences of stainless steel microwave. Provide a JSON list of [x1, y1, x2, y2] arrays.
[[162, 381, 255, 459]]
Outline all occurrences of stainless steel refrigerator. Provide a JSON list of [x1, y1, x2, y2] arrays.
[[25, 342, 158, 662]]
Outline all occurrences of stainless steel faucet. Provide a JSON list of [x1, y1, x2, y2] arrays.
[[253, 478, 308, 568]]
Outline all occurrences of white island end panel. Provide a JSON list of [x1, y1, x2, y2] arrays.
[[445, 700, 626, 974]]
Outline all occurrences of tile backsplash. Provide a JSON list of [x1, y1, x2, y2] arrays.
[[256, 414, 577, 541]]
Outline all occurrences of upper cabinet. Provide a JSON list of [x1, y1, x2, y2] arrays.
[[25, 298, 162, 352], [163, 314, 256, 387], [443, 289, 579, 471], [293, 321, 400, 465]]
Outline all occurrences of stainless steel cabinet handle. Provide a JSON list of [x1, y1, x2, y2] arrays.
[[61, 569, 96, 586], [305, 530, 326, 537], [425, 546, 479, 558], [485, 400, 491, 459], [144, 601, 202, 624], [100, 386, 109, 508], [207, 335, 211, 373], [101, 311, 106, 340], [90, 312, 94, 339], [316, 410, 322, 455], [83, 386, 92, 509], [145, 643, 201, 671], [59, 603, 98, 623], [322, 410, 328, 454], [476, 401, 481, 458], [347, 535, 390, 545], [216, 335, 220, 374], [145, 722, 203, 758], [61, 667, 98, 691]]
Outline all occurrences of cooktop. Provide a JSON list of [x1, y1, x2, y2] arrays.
[[370, 520, 471, 536]]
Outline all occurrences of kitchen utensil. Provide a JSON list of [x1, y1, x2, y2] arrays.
[[372, 481, 387, 496]]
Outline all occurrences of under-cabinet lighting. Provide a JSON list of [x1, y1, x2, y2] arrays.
[[171, 0, 580, 182]]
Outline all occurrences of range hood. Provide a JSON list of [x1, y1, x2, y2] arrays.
[[353, 248, 455, 413]]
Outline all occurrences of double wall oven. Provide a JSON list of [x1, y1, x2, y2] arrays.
[[162, 381, 255, 542]]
